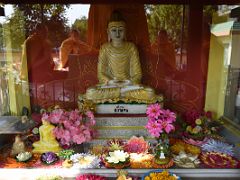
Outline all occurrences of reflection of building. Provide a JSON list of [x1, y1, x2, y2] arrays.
[[205, 7, 240, 124]]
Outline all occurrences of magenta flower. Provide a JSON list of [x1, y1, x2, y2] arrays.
[[146, 103, 161, 119], [48, 109, 64, 124], [145, 103, 176, 138], [145, 119, 163, 138], [159, 119, 175, 134], [163, 109, 176, 123]]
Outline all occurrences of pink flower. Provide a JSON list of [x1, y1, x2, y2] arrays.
[[159, 119, 175, 134], [69, 109, 80, 120], [72, 134, 86, 144], [163, 109, 176, 123], [43, 108, 96, 146], [145, 119, 163, 138], [146, 103, 161, 119], [41, 113, 49, 121], [48, 109, 64, 124], [124, 136, 149, 153], [86, 111, 95, 120]]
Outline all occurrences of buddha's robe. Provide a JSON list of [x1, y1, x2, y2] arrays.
[[86, 42, 156, 103], [32, 121, 62, 153], [60, 38, 91, 67]]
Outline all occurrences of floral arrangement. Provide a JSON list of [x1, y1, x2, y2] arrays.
[[170, 140, 201, 155], [130, 153, 153, 169], [16, 152, 32, 162], [104, 150, 130, 168], [145, 104, 176, 138], [200, 152, 238, 168], [58, 149, 75, 160], [201, 139, 234, 156], [173, 151, 200, 168], [143, 170, 179, 180], [62, 159, 73, 168], [40, 152, 58, 164], [76, 174, 106, 180], [124, 136, 149, 154], [182, 110, 221, 141], [70, 153, 100, 169], [42, 109, 96, 146], [107, 139, 125, 152]]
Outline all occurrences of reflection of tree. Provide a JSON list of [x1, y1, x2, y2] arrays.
[[72, 16, 88, 42], [2, 4, 70, 49], [2, 8, 25, 50], [145, 5, 185, 49]]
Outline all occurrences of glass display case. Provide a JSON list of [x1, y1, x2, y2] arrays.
[[0, 1, 240, 179]]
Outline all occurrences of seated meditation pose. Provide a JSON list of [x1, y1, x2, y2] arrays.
[[60, 29, 91, 68], [32, 119, 62, 153], [85, 11, 162, 104]]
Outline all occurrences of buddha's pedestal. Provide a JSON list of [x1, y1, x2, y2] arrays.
[[86, 114, 155, 147]]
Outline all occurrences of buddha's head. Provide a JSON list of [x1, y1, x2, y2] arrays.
[[107, 10, 126, 44]]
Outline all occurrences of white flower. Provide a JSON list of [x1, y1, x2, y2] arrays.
[[106, 150, 129, 164], [16, 152, 32, 162], [70, 153, 100, 169], [32, 127, 39, 134]]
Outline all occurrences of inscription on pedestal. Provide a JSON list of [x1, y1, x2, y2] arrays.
[[96, 104, 147, 114]]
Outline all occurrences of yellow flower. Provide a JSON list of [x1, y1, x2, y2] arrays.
[[186, 126, 192, 132], [192, 127, 199, 134], [195, 118, 202, 125], [144, 176, 150, 180]]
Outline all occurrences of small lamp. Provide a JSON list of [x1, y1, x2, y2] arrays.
[[0, 6, 5, 16]]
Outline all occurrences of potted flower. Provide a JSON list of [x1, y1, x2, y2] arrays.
[[182, 110, 221, 146], [103, 150, 130, 169], [145, 103, 176, 165]]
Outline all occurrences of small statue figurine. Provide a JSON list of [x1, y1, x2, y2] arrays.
[[83, 10, 163, 104], [11, 135, 26, 157], [159, 146, 166, 159], [32, 119, 62, 153]]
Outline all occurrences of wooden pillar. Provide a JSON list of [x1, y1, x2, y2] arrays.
[[186, 3, 205, 110]]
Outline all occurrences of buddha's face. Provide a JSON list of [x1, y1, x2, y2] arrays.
[[108, 21, 126, 43]]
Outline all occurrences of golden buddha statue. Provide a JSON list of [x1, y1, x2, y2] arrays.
[[32, 119, 62, 154], [84, 10, 162, 104]]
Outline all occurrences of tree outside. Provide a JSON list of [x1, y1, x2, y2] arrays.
[[72, 16, 88, 42]]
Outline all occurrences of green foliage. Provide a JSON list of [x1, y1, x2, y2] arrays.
[[72, 16, 88, 42], [1, 8, 26, 50], [2, 4, 70, 49], [146, 5, 185, 49]]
